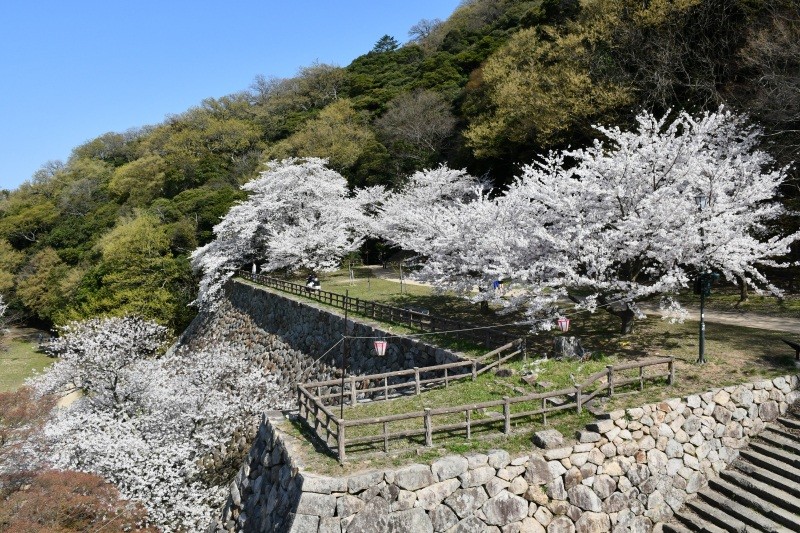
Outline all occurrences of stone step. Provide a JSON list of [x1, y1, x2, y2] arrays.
[[661, 522, 695, 533], [720, 469, 800, 521], [749, 440, 800, 471], [765, 423, 800, 443], [674, 507, 729, 533], [747, 441, 800, 469], [706, 477, 795, 533], [697, 489, 767, 533], [777, 417, 800, 431], [759, 428, 800, 455], [685, 498, 747, 532], [733, 452, 800, 497], [732, 448, 800, 482]]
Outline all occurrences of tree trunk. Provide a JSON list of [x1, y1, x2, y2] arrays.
[[735, 275, 748, 307], [570, 294, 636, 334]]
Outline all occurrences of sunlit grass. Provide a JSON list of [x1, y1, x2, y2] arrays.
[[0, 337, 53, 392]]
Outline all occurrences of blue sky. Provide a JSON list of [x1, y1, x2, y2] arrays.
[[0, 0, 462, 191]]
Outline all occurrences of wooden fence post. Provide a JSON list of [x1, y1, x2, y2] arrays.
[[424, 408, 432, 446], [668, 358, 675, 385], [542, 398, 547, 425], [471, 361, 477, 380], [384, 376, 389, 401], [639, 367, 644, 391], [503, 396, 510, 435], [350, 375, 357, 406], [607, 365, 614, 397], [466, 409, 471, 440], [383, 422, 389, 453], [338, 422, 346, 464], [414, 367, 420, 395], [445, 367, 449, 388], [576, 386, 582, 414]]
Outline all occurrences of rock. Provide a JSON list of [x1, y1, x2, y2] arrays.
[[533, 429, 565, 449], [489, 449, 512, 469], [577, 431, 601, 444], [586, 419, 615, 433], [603, 492, 628, 514], [463, 465, 497, 488], [416, 479, 461, 510], [318, 516, 341, 533], [521, 517, 546, 533], [510, 476, 528, 495], [465, 452, 489, 469], [347, 496, 390, 533], [544, 447, 573, 461], [348, 471, 385, 493], [395, 464, 436, 491], [546, 477, 567, 500], [393, 490, 416, 511], [482, 491, 529, 526], [564, 467, 583, 490], [547, 516, 576, 533], [553, 336, 586, 359], [302, 474, 347, 494], [433, 456, 470, 481], [526, 456, 555, 485], [567, 485, 602, 512], [390, 507, 433, 533], [430, 505, 459, 532], [337, 494, 365, 518], [575, 512, 610, 533], [487, 477, 511, 497], [446, 515, 486, 533], [445, 487, 490, 519], [759, 400, 780, 422], [524, 485, 549, 506], [287, 513, 320, 532], [592, 475, 616, 500], [295, 492, 336, 517]]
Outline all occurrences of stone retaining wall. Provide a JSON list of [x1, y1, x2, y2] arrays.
[[216, 374, 800, 533], [227, 279, 464, 378]]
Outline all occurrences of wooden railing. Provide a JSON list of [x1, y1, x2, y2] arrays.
[[301, 340, 523, 406], [297, 356, 674, 463], [238, 271, 519, 349]]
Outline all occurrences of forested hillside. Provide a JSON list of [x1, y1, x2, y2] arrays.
[[2, 0, 798, 333]]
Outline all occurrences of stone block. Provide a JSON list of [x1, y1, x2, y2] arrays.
[[533, 429, 565, 449]]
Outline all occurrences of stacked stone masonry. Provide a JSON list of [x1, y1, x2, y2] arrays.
[[216, 374, 800, 533], [226, 279, 464, 380]]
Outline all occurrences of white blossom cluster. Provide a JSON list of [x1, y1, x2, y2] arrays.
[[30, 316, 291, 531], [191, 157, 386, 309], [377, 108, 798, 328]]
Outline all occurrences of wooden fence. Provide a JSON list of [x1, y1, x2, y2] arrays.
[[297, 356, 675, 463], [238, 271, 519, 349]]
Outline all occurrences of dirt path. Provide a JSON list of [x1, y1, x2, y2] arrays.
[[355, 268, 800, 335], [639, 303, 800, 335]]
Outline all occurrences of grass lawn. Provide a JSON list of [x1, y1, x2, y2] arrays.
[[0, 334, 53, 392], [258, 270, 799, 474]]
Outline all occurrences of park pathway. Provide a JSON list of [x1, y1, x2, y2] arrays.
[[360, 266, 800, 336]]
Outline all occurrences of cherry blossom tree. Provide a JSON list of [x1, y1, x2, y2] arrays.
[[191, 158, 385, 308], [384, 108, 799, 333], [31, 316, 290, 530]]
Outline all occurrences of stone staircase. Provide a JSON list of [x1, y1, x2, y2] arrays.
[[663, 416, 800, 532]]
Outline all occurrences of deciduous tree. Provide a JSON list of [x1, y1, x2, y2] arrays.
[[191, 158, 385, 308]]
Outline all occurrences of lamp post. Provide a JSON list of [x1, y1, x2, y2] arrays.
[[694, 194, 712, 364]]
